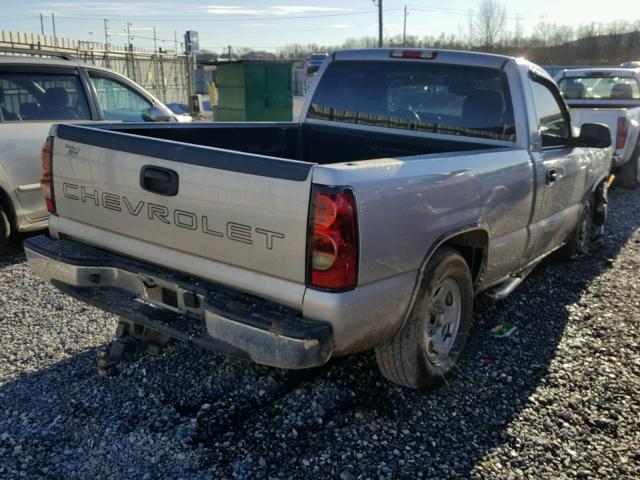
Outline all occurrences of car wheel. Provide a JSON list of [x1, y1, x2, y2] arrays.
[[616, 140, 640, 189], [558, 198, 593, 260], [375, 247, 473, 389], [0, 205, 10, 243]]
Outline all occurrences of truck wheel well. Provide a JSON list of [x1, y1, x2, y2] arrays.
[[441, 230, 488, 287]]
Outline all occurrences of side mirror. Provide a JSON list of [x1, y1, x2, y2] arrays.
[[142, 106, 172, 122], [578, 123, 611, 148]]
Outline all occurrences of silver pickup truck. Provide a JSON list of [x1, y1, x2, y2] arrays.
[[555, 68, 640, 188], [25, 49, 612, 389]]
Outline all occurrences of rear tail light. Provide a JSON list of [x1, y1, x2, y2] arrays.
[[40, 136, 56, 215], [616, 117, 629, 150], [307, 185, 358, 291]]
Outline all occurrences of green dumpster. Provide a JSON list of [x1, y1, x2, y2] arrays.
[[214, 61, 293, 122]]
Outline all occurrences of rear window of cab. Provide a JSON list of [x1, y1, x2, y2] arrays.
[[558, 75, 640, 100], [308, 61, 516, 142]]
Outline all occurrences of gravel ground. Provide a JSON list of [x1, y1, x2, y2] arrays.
[[1, 188, 639, 479]]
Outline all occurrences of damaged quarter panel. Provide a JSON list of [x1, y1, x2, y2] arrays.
[[307, 148, 534, 353]]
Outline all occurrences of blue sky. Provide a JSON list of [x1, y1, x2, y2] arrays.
[[2, 1, 638, 53]]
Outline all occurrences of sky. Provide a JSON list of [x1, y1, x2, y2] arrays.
[[1, 0, 639, 54]]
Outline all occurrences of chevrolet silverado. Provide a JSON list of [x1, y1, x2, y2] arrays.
[[25, 49, 612, 388], [555, 67, 640, 188]]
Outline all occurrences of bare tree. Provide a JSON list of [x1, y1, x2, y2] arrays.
[[512, 15, 525, 48], [474, 0, 507, 48]]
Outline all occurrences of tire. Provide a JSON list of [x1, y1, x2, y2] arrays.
[[375, 247, 473, 389], [616, 141, 640, 189], [558, 199, 593, 260], [0, 205, 10, 243]]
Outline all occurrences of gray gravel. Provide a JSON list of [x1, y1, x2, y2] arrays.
[[1, 188, 640, 479]]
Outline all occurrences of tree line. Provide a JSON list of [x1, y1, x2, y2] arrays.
[[200, 1, 640, 65]]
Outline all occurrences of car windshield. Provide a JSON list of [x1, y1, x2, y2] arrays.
[[308, 60, 516, 141], [558, 75, 640, 100]]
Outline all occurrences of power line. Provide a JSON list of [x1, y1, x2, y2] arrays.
[[51, 8, 403, 23], [2, 15, 37, 22]]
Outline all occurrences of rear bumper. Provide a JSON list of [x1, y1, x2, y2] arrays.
[[24, 235, 333, 369]]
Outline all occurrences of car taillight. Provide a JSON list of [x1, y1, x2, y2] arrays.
[[40, 136, 56, 215], [307, 185, 358, 291], [616, 117, 629, 150]]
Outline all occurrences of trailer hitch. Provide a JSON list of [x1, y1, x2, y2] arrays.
[[96, 320, 171, 377]]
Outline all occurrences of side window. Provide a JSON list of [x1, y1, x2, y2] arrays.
[[0, 72, 90, 122], [89, 73, 153, 121], [530, 79, 570, 147]]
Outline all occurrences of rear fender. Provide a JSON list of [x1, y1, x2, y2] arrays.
[[592, 176, 610, 227], [388, 224, 491, 339]]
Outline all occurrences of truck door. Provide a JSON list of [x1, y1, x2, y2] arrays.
[[526, 74, 588, 262]]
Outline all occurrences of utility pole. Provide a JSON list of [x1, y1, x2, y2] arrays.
[[174, 30, 178, 55], [125, 22, 134, 82], [153, 26, 157, 53], [103, 19, 109, 49], [228, 45, 232, 60], [402, 6, 407, 47], [40, 13, 44, 35], [126, 22, 132, 51], [51, 13, 57, 50], [372, 0, 383, 48], [103, 19, 111, 68], [184, 33, 194, 114]]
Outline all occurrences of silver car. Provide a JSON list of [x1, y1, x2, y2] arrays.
[[0, 55, 179, 245]]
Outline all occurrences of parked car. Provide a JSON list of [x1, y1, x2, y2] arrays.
[[555, 68, 640, 188], [165, 102, 194, 123], [25, 49, 612, 388], [0, 55, 184, 244], [305, 53, 328, 75]]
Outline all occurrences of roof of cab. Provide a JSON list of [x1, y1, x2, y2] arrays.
[[332, 48, 516, 70], [558, 67, 640, 78], [0, 55, 113, 74]]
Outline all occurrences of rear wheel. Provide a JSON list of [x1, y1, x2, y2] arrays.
[[558, 199, 593, 260], [617, 141, 640, 189], [375, 247, 473, 389], [0, 206, 10, 246]]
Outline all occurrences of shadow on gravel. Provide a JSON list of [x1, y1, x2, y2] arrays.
[[1, 189, 639, 479], [0, 232, 39, 264]]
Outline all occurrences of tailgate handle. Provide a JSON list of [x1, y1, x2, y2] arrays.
[[140, 166, 179, 196]]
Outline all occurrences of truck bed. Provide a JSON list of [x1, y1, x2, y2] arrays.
[[49, 121, 509, 310], [80, 122, 497, 165]]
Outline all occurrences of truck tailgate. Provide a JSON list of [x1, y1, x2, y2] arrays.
[[569, 108, 621, 139], [50, 125, 313, 305]]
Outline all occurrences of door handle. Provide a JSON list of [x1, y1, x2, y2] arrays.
[[140, 166, 179, 196], [545, 169, 557, 185]]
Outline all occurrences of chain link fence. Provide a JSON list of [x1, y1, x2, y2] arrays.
[[0, 30, 190, 105]]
